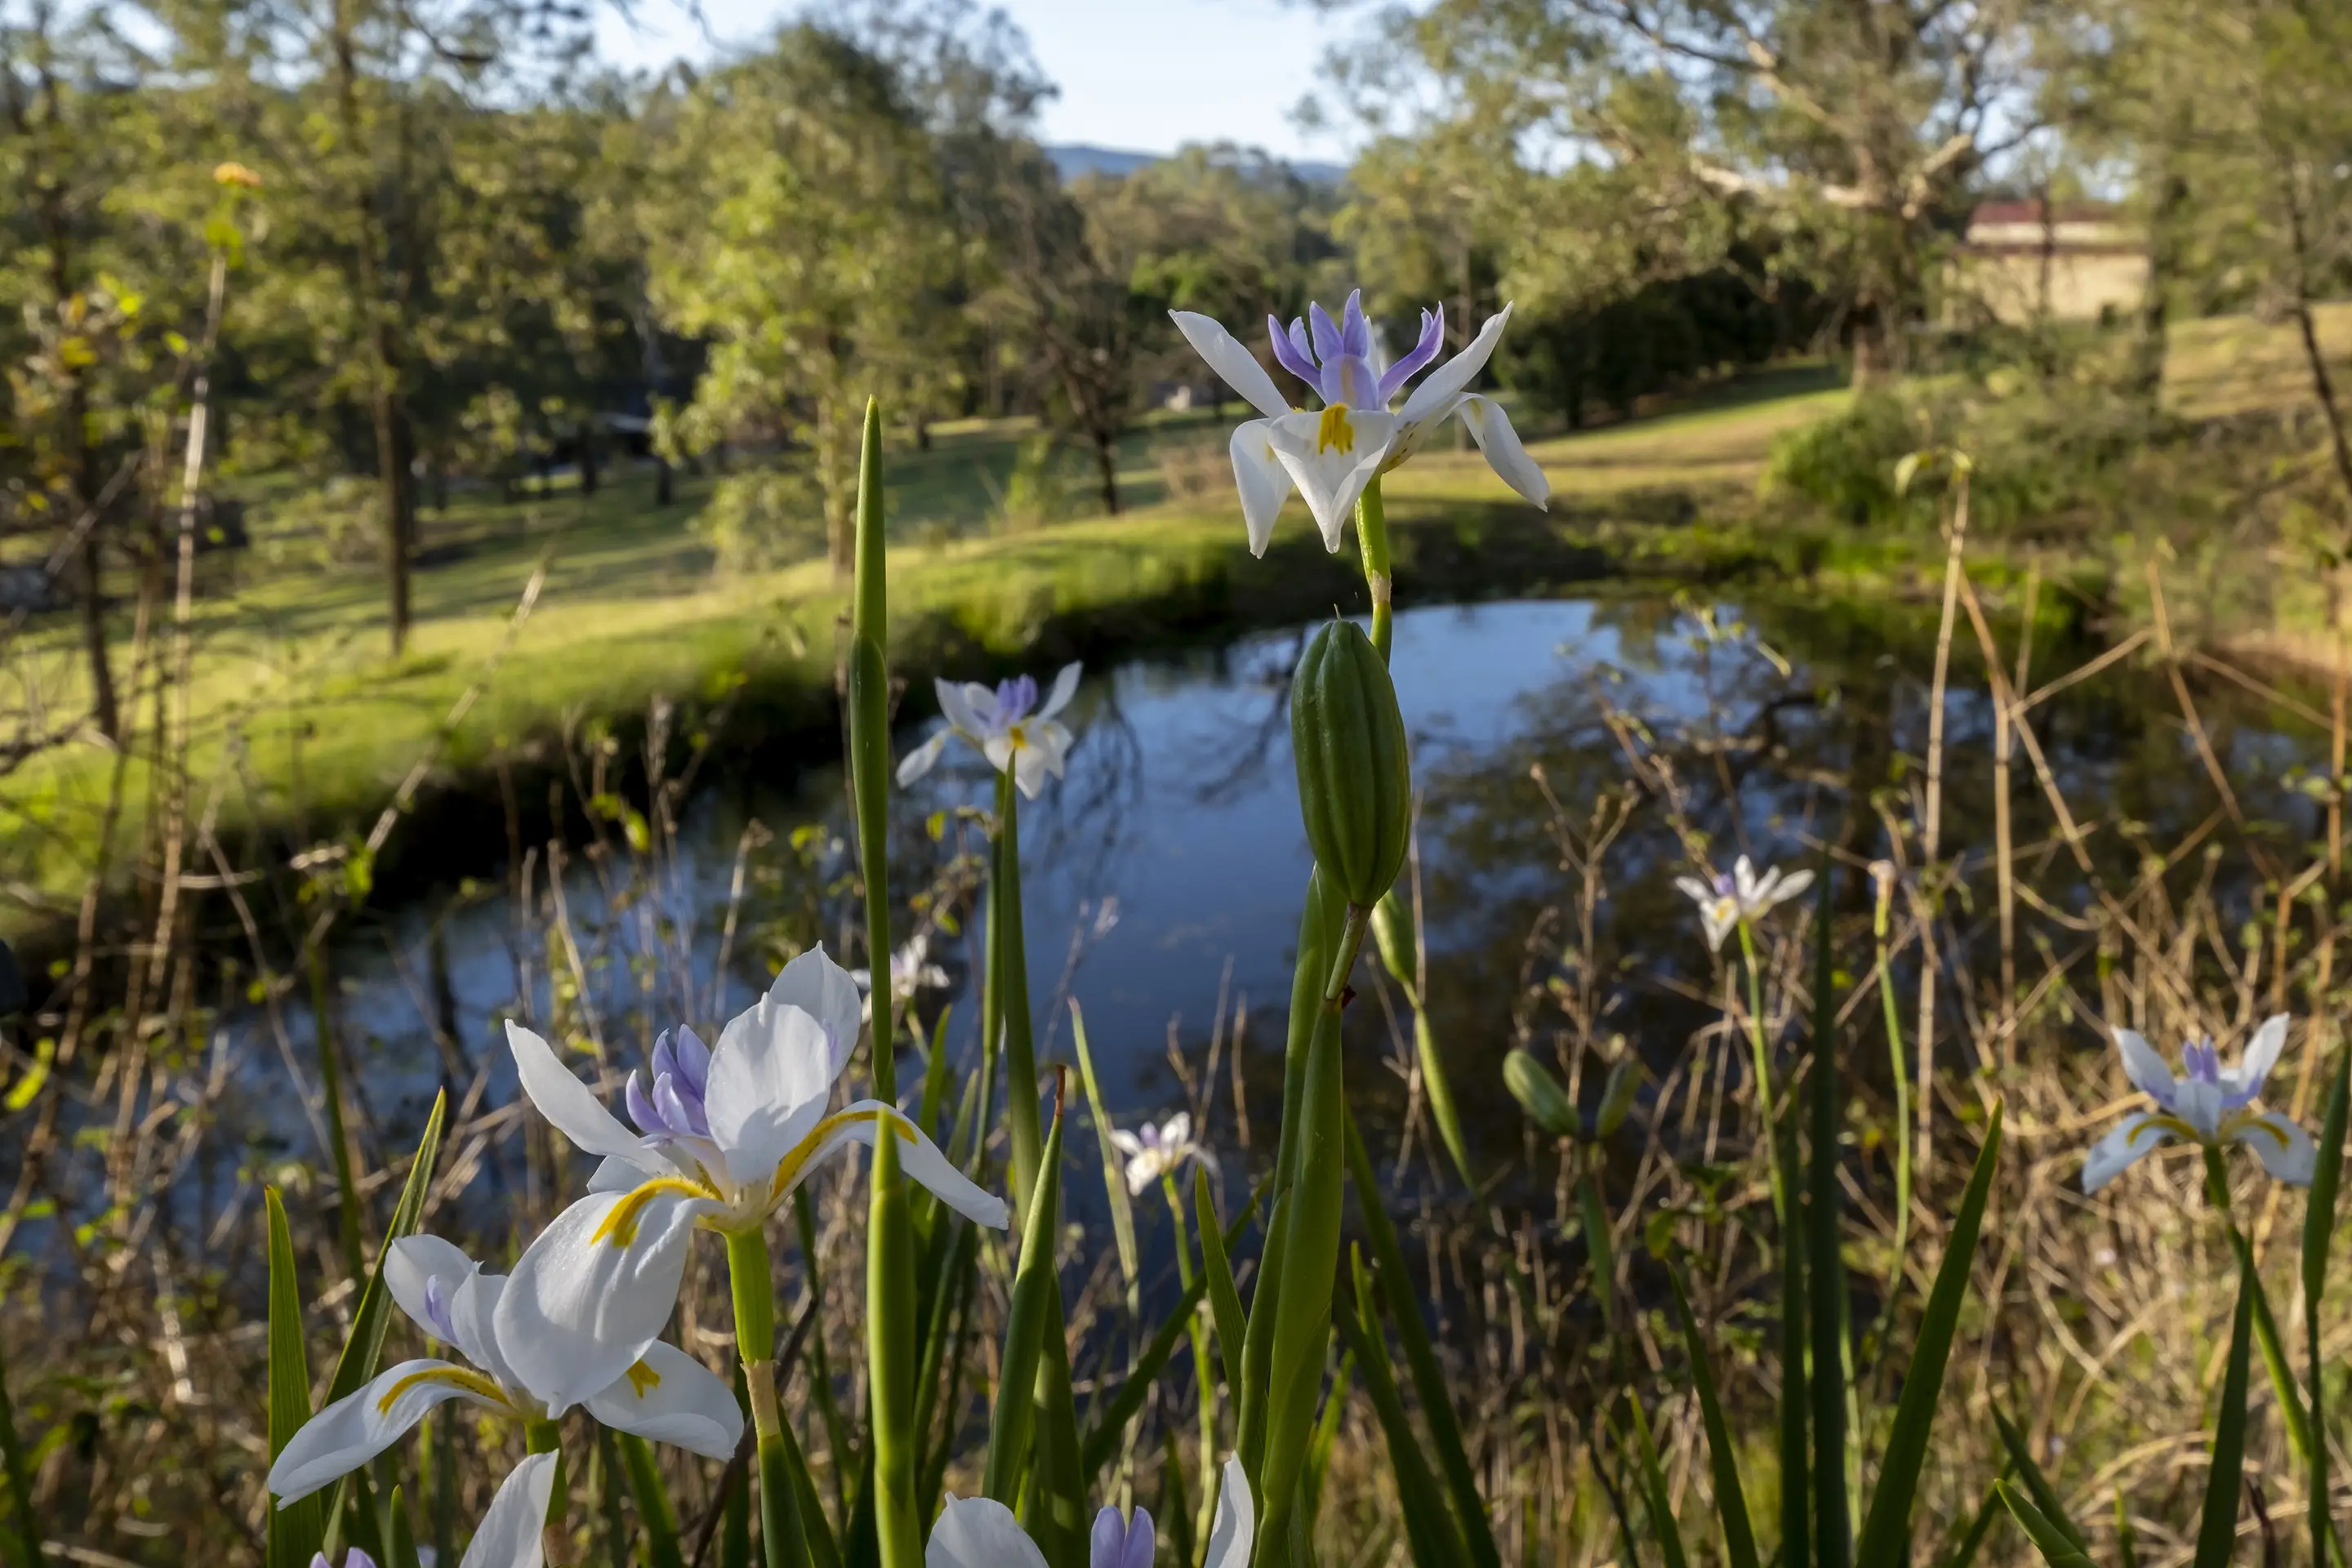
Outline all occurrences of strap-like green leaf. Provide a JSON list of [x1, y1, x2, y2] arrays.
[[1807, 872, 1850, 1568], [1778, 1109, 1810, 1568], [1667, 1267, 1760, 1568], [1080, 1178, 1267, 1480], [1939, 1472, 2012, 1568], [623, 1431, 689, 1568], [1343, 1110, 1503, 1568], [2306, 1045, 2350, 1568], [265, 1187, 326, 1568], [1338, 1256, 1465, 1568], [2114, 1488, 2139, 1568], [1991, 1407, 2086, 1551], [385, 1485, 421, 1568], [1196, 1165, 1247, 1394], [1853, 1103, 2001, 1568], [1069, 1001, 1139, 1297], [2193, 1250, 2256, 1568], [1624, 1399, 1690, 1568], [985, 1098, 1066, 1504], [1997, 1481, 2096, 1568], [325, 1091, 448, 1405]]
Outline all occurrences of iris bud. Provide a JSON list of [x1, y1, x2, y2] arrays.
[[1370, 887, 1417, 991], [1290, 619, 1410, 910], [1503, 1049, 1579, 1139], [1595, 1057, 1643, 1138]]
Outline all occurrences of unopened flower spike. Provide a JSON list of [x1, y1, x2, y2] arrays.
[[496, 946, 1009, 1412], [2082, 1015, 2318, 1192], [1170, 287, 1550, 555], [897, 662, 1082, 800], [1108, 1111, 1219, 1196], [928, 1454, 1254, 1568], [1674, 856, 1815, 953], [269, 1236, 741, 1568]]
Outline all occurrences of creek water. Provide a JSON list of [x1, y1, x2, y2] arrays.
[[160, 590, 2330, 1265]]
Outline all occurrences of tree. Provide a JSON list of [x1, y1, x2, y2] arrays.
[[646, 24, 951, 575], [1329, 0, 2047, 385], [0, 2, 158, 742]]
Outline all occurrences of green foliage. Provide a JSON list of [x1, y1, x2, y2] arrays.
[[698, 467, 826, 573], [265, 1189, 324, 1568]]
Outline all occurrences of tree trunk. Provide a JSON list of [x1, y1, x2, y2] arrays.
[[75, 528, 118, 744], [2129, 178, 2183, 403], [1092, 432, 1120, 515], [577, 423, 599, 497], [1850, 295, 1896, 390], [370, 368, 414, 656], [654, 454, 673, 507]]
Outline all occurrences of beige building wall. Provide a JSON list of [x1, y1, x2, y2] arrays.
[[1953, 248, 2150, 325]]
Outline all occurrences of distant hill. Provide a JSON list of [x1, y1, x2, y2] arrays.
[[1044, 142, 1348, 185]]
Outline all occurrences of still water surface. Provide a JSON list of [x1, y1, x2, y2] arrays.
[[226, 591, 2327, 1236]]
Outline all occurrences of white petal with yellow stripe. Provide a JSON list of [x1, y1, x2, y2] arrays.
[[267, 1356, 518, 1506], [1263, 405, 1400, 551]]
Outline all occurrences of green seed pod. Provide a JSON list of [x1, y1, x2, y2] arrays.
[[1594, 1057, 1643, 1138], [1503, 1049, 1579, 1140], [1290, 619, 1411, 909], [1370, 887, 1418, 992]]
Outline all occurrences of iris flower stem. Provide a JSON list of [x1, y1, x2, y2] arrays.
[[2201, 1148, 2316, 1468], [1354, 478, 1393, 662], [1255, 902, 1373, 1568], [849, 398, 921, 1568], [1872, 905, 1913, 1309], [995, 768, 1043, 1212], [1163, 1174, 1220, 1548], [524, 1419, 570, 1567], [1735, 920, 1787, 1224]]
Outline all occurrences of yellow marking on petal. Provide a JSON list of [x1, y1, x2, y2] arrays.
[[764, 1106, 919, 1209], [2224, 1110, 2289, 1150], [376, 1365, 510, 1416], [625, 1359, 663, 1398], [2137, 1113, 2203, 1145], [1007, 722, 1028, 751], [591, 1175, 719, 1249], [1316, 404, 1356, 455]]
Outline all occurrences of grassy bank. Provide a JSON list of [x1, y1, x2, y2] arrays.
[[19, 299, 2352, 939]]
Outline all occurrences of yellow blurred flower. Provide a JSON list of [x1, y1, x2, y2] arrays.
[[212, 162, 263, 189]]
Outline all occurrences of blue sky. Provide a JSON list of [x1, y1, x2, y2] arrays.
[[593, 0, 1356, 161]]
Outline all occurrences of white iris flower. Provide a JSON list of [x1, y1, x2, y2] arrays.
[[2082, 1016, 2319, 1192], [267, 1236, 742, 1568], [1673, 857, 1815, 953], [494, 947, 1009, 1413], [927, 1456, 1253, 1568], [1107, 1111, 1218, 1197], [1170, 290, 1550, 555], [850, 934, 952, 1009], [896, 664, 1083, 801]]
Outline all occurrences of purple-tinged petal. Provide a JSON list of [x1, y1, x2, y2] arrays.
[[1378, 307, 1446, 403], [1120, 1511, 1156, 1568], [624, 1071, 662, 1137], [1307, 301, 1345, 366], [996, 675, 1039, 725], [1330, 354, 1382, 408], [653, 1074, 701, 1139], [421, 1276, 459, 1343], [1339, 290, 1371, 359], [672, 1026, 711, 1097], [1267, 315, 1323, 391], [1091, 1508, 1128, 1568], [652, 1031, 678, 1089]]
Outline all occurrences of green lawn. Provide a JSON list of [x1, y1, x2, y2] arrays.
[[25, 321, 2336, 937]]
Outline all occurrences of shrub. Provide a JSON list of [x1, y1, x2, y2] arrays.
[[697, 465, 823, 572]]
